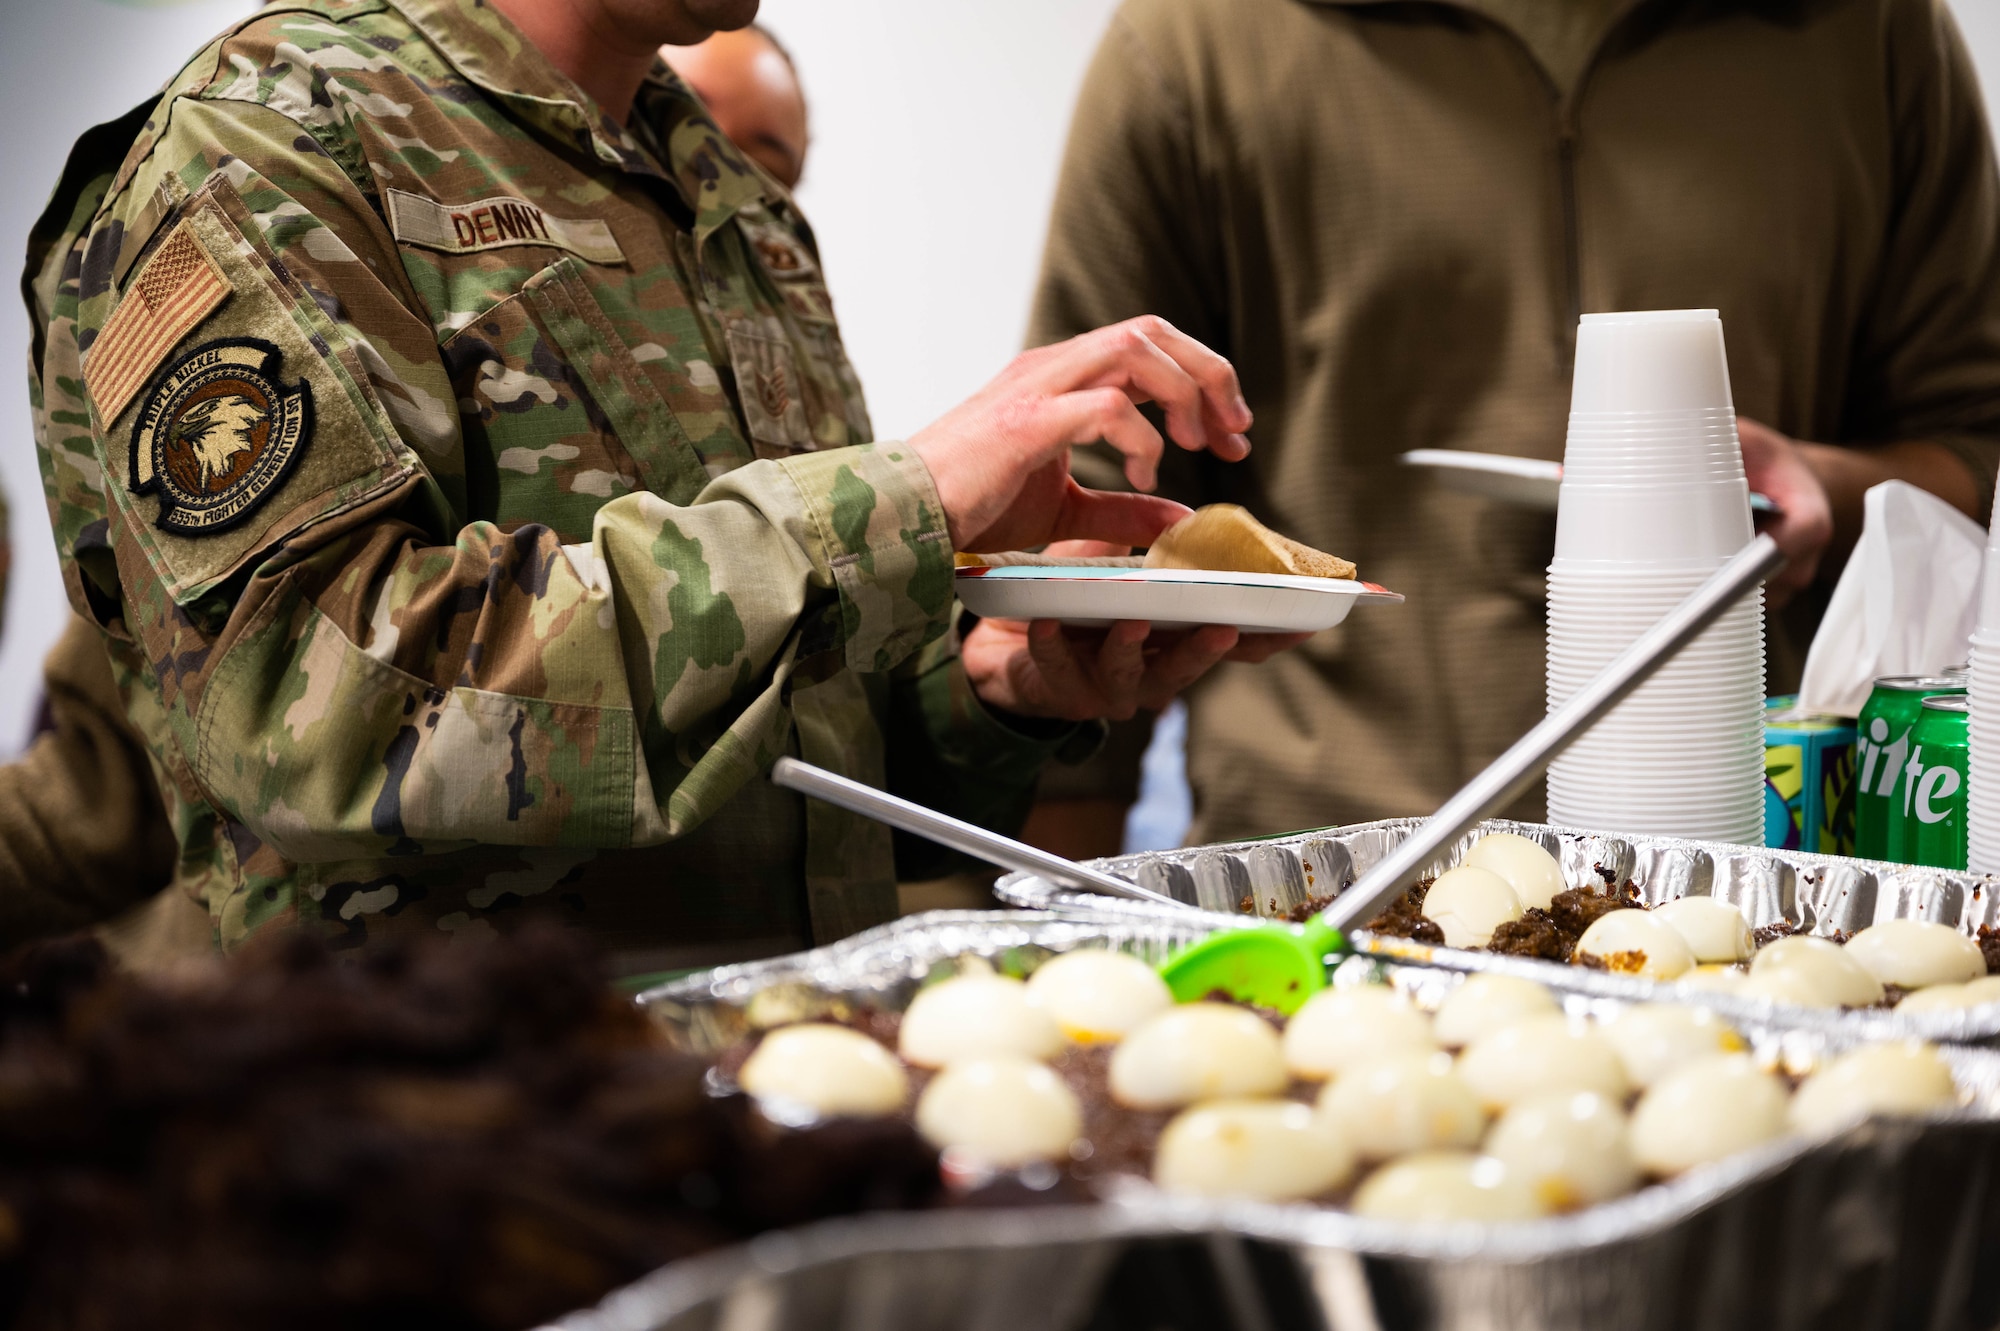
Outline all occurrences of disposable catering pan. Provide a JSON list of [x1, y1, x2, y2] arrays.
[[990, 818, 2000, 1045], [544, 910, 2000, 1331]]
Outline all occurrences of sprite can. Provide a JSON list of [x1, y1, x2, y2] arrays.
[[1855, 675, 1966, 862], [1898, 696, 1971, 870]]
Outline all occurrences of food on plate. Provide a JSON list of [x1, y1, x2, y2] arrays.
[[1573, 909, 1697, 979], [1651, 896, 1755, 964], [1316, 1051, 1485, 1161], [915, 1057, 1083, 1166], [1788, 1042, 1957, 1136], [1154, 1099, 1355, 1201], [739, 1023, 909, 1117], [1456, 1015, 1631, 1112], [1282, 984, 1437, 1080], [1841, 920, 1986, 991], [1144, 503, 1357, 579], [1483, 1091, 1639, 1210], [1350, 1151, 1547, 1222], [1598, 1004, 1743, 1088], [1747, 936, 1885, 1008], [1109, 1003, 1288, 1109], [1025, 948, 1173, 1043], [1421, 866, 1523, 949], [1432, 973, 1561, 1048], [1461, 833, 1566, 912], [898, 973, 1065, 1068], [1628, 1055, 1787, 1175]]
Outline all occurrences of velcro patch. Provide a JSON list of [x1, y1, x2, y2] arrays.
[[385, 188, 625, 265], [130, 338, 312, 535], [84, 222, 233, 425]]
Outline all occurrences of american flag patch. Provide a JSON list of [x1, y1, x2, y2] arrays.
[[84, 222, 233, 426]]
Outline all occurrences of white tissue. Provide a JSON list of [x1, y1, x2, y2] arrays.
[[1796, 481, 1984, 717]]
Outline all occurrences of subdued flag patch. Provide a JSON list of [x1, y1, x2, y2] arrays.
[[84, 221, 233, 425]]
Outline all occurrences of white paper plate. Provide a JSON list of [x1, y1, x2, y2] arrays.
[[1399, 449, 1779, 515], [954, 566, 1402, 632]]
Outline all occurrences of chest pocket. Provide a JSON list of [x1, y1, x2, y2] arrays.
[[728, 212, 875, 453], [725, 316, 816, 460], [442, 256, 719, 533]]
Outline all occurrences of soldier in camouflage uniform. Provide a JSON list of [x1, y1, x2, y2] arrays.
[[24, 0, 1261, 974]]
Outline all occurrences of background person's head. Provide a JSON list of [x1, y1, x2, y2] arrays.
[[663, 25, 810, 189]]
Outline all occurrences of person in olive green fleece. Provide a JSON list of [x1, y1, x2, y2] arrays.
[[1025, 0, 2000, 855]]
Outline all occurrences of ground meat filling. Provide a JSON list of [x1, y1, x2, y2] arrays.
[[1361, 880, 1445, 945]]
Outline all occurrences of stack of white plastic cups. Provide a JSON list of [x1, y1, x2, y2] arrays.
[[1544, 310, 1766, 843], [1966, 482, 2000, 872]]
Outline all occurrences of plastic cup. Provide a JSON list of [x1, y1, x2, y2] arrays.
[[1553, 310, 1751, 567], [1569, 310, 1737, 416]]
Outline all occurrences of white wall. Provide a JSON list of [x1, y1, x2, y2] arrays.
[[0, 0, 1994, 758], [757, 0, 1120, 441]]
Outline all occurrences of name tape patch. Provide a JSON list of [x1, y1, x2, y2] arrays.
[[84, 222, 234, 425], [386, 188, 625, 265]]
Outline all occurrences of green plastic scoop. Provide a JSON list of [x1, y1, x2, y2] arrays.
[[773, 533, 1781, 1017]]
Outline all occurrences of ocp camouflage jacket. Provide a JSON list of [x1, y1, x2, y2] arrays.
[[25, 0, 1068, 971]]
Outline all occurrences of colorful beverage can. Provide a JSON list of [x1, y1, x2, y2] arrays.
[[1901, 696, 1970, 870], [1763, 698, 1856, 854], [1855, 676, 1966, 861]]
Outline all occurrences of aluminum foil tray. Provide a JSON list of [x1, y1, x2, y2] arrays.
[[991, 817, 2000, 1045], [548, 910, 2000, 1331]]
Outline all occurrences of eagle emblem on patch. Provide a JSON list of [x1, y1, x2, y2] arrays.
[[129, 338, 312, 535]]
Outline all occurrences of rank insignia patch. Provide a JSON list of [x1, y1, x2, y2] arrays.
[[129, 338, 313, 535]]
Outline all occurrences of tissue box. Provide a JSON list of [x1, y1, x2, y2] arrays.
[[1764, 698, 1857, 854]]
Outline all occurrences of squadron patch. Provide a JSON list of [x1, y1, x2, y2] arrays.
[[129, 338, 313, 535]]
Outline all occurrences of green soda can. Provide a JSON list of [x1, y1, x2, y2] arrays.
[[1855, 676, 1966, 861], [1901, 696, 1971, 870]]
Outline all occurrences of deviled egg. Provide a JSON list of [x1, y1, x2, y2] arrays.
[[1154, 1099, 1355, 1201], [1421, 866, 1523, 949], [1026, 949, 1173, 1044], [1456, 1015, 1630, 1112], [1110, 1003, 1288, 1109], [1651, 897, 1754, 964], [739, 1023, 909, 1117], [1316, 1050, 1485, 1161], [1788, 1042, 1957, 1137], [1746, 935, 1884, 1008], [1433, 973, 1561, 1049], [1598, 1004, 1744, 1088], [1283, 985, 1437, 1080], [1484, 1091, 1639, 1210], [916, 1056, 1083, 1167], [1629, 1054, 1787, 1175], [1842, 920, 1985, 991], [1462, 833, 1565, 912], [1573, 909, 1696, 979], [1350, 1151, 1547, 1222]]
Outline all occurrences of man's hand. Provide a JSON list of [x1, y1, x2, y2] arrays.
[[964, 617, 1309, 723], [1738, 416, 1834, 609], [910, 316, 1252, 554]]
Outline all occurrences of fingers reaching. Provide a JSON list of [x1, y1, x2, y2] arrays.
[[1033, 317, 1251, 463], [1047, 482, 1190, 550]]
